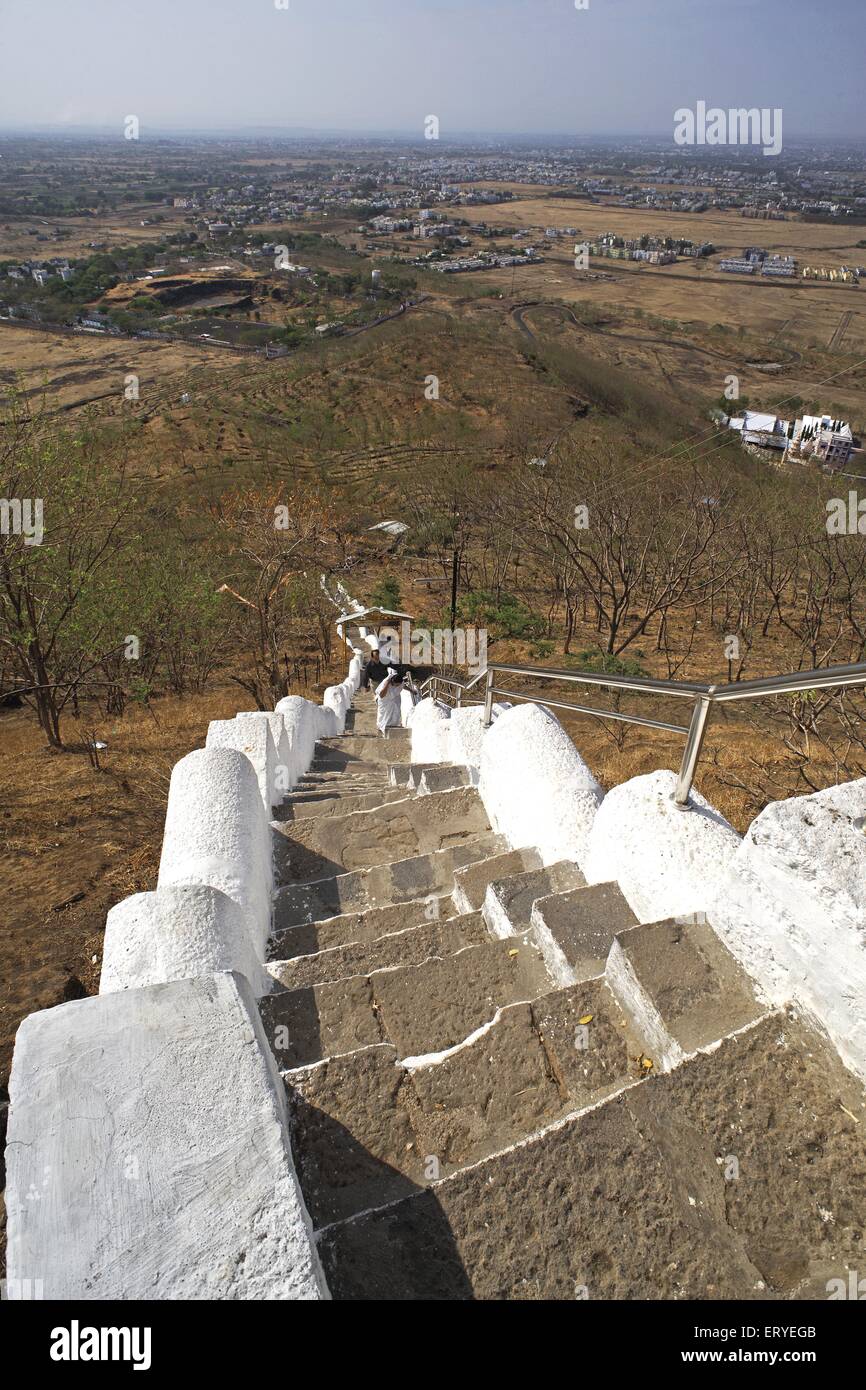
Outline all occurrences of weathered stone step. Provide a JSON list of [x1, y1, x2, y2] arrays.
[[277, 787, 410, 822], [452, 847, 543, 914], [316, 736, 405, 764], [286, 1045, 420, 1227], [316, 1011, 866, 1300], [408, 973, 647, 1167], [384, 730, 412, 751], [269, 911, 489, 991], [261, 973, 382, 1070], [261, 933, 550, 1070], [483, 859, 587, 937], [607, 915, 763, 1066], [387, 764, 472, 796], [273, 832, 508, 929], [273, 786, 491, 884], [284, 977, 647, 1225], [292, 779, 391, 800], [372, 932, 551, 1060], [530, 882, 638, 986], [307, 758, 391, 778], [269, 896, 457, 960], [296, 766, 390, 787], [417, 766, 470, 795], [389, 762, 442, 789]]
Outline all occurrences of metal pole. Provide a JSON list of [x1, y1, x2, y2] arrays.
[[483, 668, 494, 727], [674, 694, 713, 806]]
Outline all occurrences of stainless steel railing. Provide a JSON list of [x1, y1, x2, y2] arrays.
[[421, 659, 866, 807], [422, 670, 488, 708]]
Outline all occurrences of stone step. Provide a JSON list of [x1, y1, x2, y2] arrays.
[[273, 786, 491, 884], [316, 736, 404, 764], [417, 766, 471, 795], [269, 911, 489, 991], [262, 933, 550, 1070], [296, 766, 390, 786], [307, 758, 391, 778], [261, 973, 382, 1070], [383, 727, 412, 746], [530, 882, 639, 987], [452, 847, 543, 914], [277, 787, 410, 822], [606, 915, 764, 1067], [273, 832, 508, 929], [285, 1045, 424, 1227], [388, 763, 440, 789], [293, 778, 391, 799], [316, 1011, 866, 1299], [372, 933, 551, 1061], [269, 896, 458, 960], [284, 976, 647, 1225], [483, 859, 587, 937]]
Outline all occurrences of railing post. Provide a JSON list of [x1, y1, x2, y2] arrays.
[[483, 669, 494, 727], [674, 693, 713, 806]]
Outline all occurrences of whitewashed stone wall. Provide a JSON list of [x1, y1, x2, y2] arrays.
[[5, 972, 328, 1300], [710, 778, 866, 1081], [3, 600, 364, 1302], [585, 769, 742, 923], [478, 703, 604, 869]]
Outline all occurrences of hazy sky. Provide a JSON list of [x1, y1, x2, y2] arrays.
[[0, 0, 863, 140]]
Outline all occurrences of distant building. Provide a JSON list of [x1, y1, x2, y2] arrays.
[[761, 255, 796, 277], [728, 411, 790, 449], [729, 411, 854, 469], [790, 415, 853, 469]]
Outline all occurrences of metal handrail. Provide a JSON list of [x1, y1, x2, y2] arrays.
[[421, 669, 487, 708], [422, 658, 866, 807]]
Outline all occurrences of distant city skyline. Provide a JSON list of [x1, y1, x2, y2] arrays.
[[0, 0, 863, 142]]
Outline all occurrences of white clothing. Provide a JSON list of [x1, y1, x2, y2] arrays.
[[375, 674, 403, 733]]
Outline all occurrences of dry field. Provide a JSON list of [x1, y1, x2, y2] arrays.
[[477, 193, 866, 258], [0, 322, 243, 412], [0, 205, 195, 261]]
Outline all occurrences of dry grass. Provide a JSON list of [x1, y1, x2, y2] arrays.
[[0, 664, 343, 1093]]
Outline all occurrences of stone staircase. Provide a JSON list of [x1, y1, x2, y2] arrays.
[[262, 694, 866, 1301]]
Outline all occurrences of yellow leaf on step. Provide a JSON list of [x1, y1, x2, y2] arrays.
[[578, 1015, 593, 1026], [508, 949, 519, 957]]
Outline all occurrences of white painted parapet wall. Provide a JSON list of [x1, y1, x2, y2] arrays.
[[158, 745, 273, 960], [5, 972, 328, 1300], [410, 693, 866, 1082], [101, 884, 270, 998], [4, 592, 365, 1301], [584, 769, 742, 923], [709, 778, 866, 1081]]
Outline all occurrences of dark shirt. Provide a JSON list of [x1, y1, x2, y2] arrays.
[[364, 659, 390, 688]]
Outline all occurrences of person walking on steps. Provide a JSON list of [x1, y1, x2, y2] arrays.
[[362, 646, 390, 691], [374, 667, 403, 734]]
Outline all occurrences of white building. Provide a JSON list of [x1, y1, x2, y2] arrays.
[[728, 410, 790, 449], [790, 415, 853, 469]]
